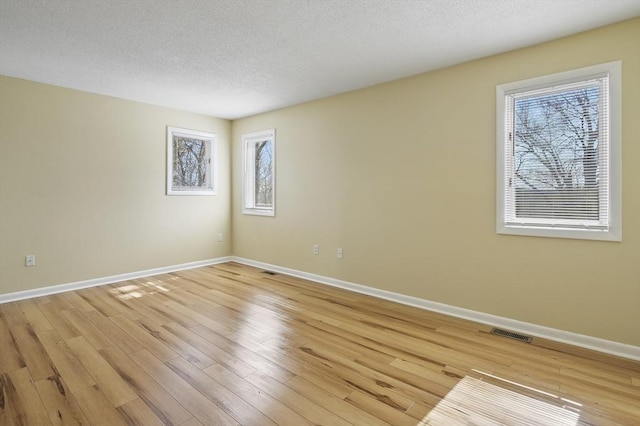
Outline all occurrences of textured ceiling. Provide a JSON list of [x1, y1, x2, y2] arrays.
[[1, 0, 638, 119]]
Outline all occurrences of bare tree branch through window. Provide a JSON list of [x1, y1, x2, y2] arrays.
[[167, 127, 216, 195]]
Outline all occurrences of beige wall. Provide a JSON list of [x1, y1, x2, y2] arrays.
[[1, 19, 637, 347], [0, 77, 232, 294], [232, 19, 640, 346]]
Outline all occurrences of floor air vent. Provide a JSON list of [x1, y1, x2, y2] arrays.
[[490, 328, 533, 343], [262, 271, 278, 276]]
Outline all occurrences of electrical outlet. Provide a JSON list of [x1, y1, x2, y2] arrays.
[[217, 233, 223, 242], [313, 244, 319, 255], [25, 255, 36, 267], [337, 248, 343, 259]]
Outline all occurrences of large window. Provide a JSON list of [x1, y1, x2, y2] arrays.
[[243, 129, 275, 216], [167, 127, 216, 195], [496, 62, 621, 241]]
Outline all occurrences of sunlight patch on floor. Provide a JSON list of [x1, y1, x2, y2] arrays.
[[420, 375, 580, 425], [112, 279, 172, 300]]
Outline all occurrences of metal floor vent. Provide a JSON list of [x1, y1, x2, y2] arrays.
[[262, 270, 278, 276], [490, 328, 533, 343]]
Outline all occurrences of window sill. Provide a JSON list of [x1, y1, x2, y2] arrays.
[[497, 224, 621, 242], [243, 208, 275, 217]]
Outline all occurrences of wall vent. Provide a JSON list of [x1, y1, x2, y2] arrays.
[[490, 328, 533, 343]]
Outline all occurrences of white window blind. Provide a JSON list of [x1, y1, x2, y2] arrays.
[[503, 75, 610, 231]]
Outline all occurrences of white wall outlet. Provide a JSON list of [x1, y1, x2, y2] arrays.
[[313, 244, 319, 255], [25, 255, 36, 267], [217, 233, 223, 242], [337, 248, 343, 259]]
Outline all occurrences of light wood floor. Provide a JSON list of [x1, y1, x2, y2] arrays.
[[1, 262, 638, 425]]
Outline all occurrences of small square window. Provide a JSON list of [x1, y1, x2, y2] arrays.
[[167, 126, 217, 195], [243, 129, 275, 216]]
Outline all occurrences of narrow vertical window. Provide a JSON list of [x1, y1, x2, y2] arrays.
[[496, 62, 621, 241], [243, 129, 275, 216]]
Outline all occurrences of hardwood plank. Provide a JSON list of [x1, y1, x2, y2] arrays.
[[345, 389, 417, 426], [99, 346, 193, 425], [166, 356, 278, 426], [0, 303, 28, 327], [35, 373, 90, 426], [140, 297, 200, 328], [116, 398, 165, 426], [559, 365, 640, 398], [290, 319, 395, 364], [389, 357, 458, 389], [36, 329, 95, 393], [34, 294, 76, 311], [62, 292, 96, 313], [203, 363, 313, 426], [110, 314, 179, 362], [244, 370, 353, 426], [62, 309, 114, 350], [83, 310, 143, 354], [474, 361, 562, 396], [115, 285, 198, 327], [1, 368, 53, 425], [290, 364, 355, 399], [17, 299, 54, 333], [66, 336, 138, 407], [130, 349, 239, 426], [90, 285, 144, 321], [243, 331, 358, 399], [162, 321, 257, 377], [560, 381, 640, 418], [73, 385, 128, 426], [304, 318, 449, 371], [6, 323, 56, 381], [152, 281, 207, 308], [534, 337, 640, 371], [179, 418, 204, 426], [136, 317, 215, 368], [330, 359, 420, 410], [405, 400, 434, 421], [37, 302, 81, 340], [188, 323, 295, 383], [0, 312, 26, 374], [182, 324, 351, 397], [293, 338, 442, 408], [163, 300, 234, 336], [75, 288, 122, 317], [285, 374, 392, 426]]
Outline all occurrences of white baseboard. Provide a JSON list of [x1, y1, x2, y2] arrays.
[[0, 257, 232, 304], [232, 256, 640, 361], [2, 255, 637, 361]]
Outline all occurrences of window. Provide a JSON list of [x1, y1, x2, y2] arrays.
[[243, 129, 275, 216], [496, 62, 621, 241], [166, 127, 216, 195]]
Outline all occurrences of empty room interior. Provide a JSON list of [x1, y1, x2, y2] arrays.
[[0, 1, 639, 425]]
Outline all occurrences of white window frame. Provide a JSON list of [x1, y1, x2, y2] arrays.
[[243, 129, 276, 216], [167, 126, 217, 195], [496, 61, 621, 241]]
